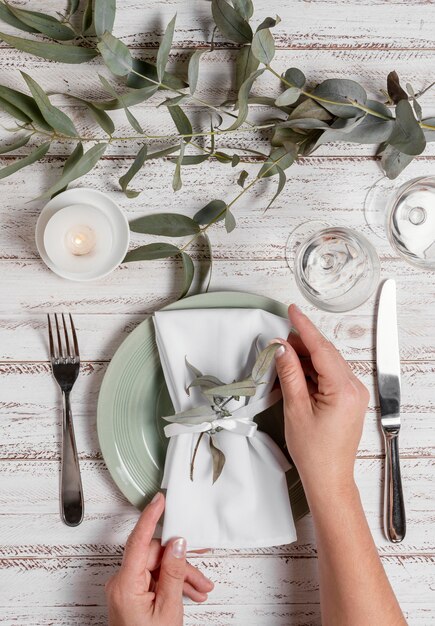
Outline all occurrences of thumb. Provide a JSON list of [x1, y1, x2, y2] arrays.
[[155, 537, 187, 615], [273, 340, 310, 412]]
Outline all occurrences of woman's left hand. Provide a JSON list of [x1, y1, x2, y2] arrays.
[[105, 492, 214, 626]]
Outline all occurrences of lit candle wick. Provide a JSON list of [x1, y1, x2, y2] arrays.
[[65, 225, 96, 256]]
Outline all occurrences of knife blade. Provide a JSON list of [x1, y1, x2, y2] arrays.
[[376, 279, 406, 542]]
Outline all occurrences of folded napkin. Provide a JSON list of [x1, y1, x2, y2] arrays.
[[153, 308, 296, 550]]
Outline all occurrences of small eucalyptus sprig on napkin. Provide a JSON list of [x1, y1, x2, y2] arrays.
[[164, 342, 281, 483], [0, 0, 433, 295]]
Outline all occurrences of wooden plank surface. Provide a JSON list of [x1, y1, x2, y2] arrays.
[[0, 1, 434, 624]]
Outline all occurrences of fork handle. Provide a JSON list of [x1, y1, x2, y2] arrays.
[[383, 429, 406, 543], [61, 391, 84, 526]]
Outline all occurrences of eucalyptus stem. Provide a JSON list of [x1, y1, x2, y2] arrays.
[[190, 432, 205, 481]]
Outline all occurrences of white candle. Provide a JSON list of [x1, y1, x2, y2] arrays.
[[65, 225, 97, 256]]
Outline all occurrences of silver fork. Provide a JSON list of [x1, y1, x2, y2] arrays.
[[48, 313, 84, 527]]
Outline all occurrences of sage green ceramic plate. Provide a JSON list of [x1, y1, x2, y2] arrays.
[[97, 291, 309, 521]]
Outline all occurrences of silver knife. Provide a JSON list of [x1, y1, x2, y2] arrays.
[[376, 279, 406, 542]]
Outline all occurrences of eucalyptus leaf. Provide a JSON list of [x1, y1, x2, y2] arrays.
[[180, 252, 194, 298], [70, 97, 115, 135], [313, 79, 367, 119], [193, 199, 227, 224], [235, 45, 259, 90], [188, 375, 226, 392], [214, 151, 233, 163], [156, 14, 176, 82], [0, 31, 98, 63], [389, 99, 426, 156], [68, 0, 80, 15], [4, 2, 75, 39], [204, 377, 257, 398], [93, 0, 116, 37], [227, 68, 264, 131], [231, 154, 240, 167], [0, 96, 31, 123], [21, 72, 77, 137], [127, 58, 186, 91], [0, 84, 50, 129], [422, 117, 435, 141], [164, 405, 215, 424], [188, 49, 204, 95], [289, 98, 332, 121], [0, 141, 49, 180], [225, 208, 236, 233], [279, 118, 330, 130], [0, 133, 30, 155], [387, 71, 408, 104], [158, 94, 189, 108], [271, 126, 305, 147], [130, 213, 200, 237], [172, 141, 185, 191], [179, 154, 209, 165], [381, 144, 414, 179], [211, 0, 252, 44], [252, 342, 280, 382], [99, 74, 142, 132], [168, 105, 193, 141], [0, 1, 37, 33], [232, 0, 254, 20], [251, 25, 275, 65], [284, 67, 306, 89], [185, 357, 203, 378], [125, 106, 143, 133], [123, 242, 181, 263], [119, 144, 147, 198], [97, 31, 132, 76], [209, 436, 226, 484], [275, 87, 300, 106], [52, 141, 84, 197], [92, 85, 158, 111], [265, 165, 286, 210], [237, 170, 248, 187], [39, 142, 107, 199], [259, 144, 298, 177], [82, 0, 95, 34], [202, 232, 213, 293]]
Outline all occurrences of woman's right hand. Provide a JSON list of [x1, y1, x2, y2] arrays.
[[274, 304, 370, 502]]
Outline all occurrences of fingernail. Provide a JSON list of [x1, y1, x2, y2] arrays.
[[172, 537, 187, 559], [292, 304, 302, 314], [151, 492, 162, 505], [275, 345, 286, 358], [270, 339, 287, 358]]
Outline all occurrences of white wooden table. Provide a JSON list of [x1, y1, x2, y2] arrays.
[[0, 1, 434, 624]]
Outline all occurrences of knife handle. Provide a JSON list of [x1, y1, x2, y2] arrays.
[[383, 429, 406, 543]]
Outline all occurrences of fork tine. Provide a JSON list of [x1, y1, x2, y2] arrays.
[[54, 313, 63, 358], [47, 314, 55, 359], [69, 314, 80, 359], [62, 313, 71, 358]]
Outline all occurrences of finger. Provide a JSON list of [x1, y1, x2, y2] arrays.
[[185, 561, 214, 593], [300, 358, 318, 384], [287, 329, 310, 358], [145, 539, 164, 572], [155, 537, 187, 615], [121, 492, 165, 583], [288, 305, 350, 382], [273, 339, 311, 414], [183, 581, 209, 603]]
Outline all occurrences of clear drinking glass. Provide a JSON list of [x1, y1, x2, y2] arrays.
[[286, 223, 381, 313], [365, 176, 435, 270]]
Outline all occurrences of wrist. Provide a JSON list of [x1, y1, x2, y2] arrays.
[[301, 474, 360, 513]]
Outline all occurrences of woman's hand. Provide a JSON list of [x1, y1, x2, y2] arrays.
[[105, 493, 214, 626], [274, 304, 370, 502]]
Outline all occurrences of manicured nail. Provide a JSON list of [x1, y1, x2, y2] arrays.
[[275, 345, 286, 358], [172, 537, 187, 559], [151, 492, 162, 505]]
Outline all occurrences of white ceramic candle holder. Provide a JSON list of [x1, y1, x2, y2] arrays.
[[35, 188, 130, 281]]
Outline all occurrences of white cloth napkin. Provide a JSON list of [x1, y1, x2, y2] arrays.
[[153, 308, 296, 550]]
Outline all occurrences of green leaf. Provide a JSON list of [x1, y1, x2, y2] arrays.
[[127, 58, 186, 91], [235, 45, 260, 90], [99, 74, 142, 132], [284, 67, 305, 89], [422, 117, 435, 142], [0, 31, 98, 63], [0, 1, 37, 33], [82, 0, 95, 35], [188, 49, 204, 95], [172, 141, 185, 191], [211, 0, 252, 44], [231, 153, 240, 167], [232, 0, 254, 20], [125, 106, 143, 133], [93, 0, 116, 37], [227, 68, 264, 130], [123, 242, 181, 263], [68, 0, 80, 15], [275, 87, 300, 106], [259, 145, 298, 178], [193, 199, 227, 224], [271, 126, 305, 147], [21, 72, 77, 137], [252, 343, 280, 382], [320, 102, 394, 144], [119, 145, 147, 198], [142, 145, 180, 160], [188, 374, 225, 393], [97, 31, 132, 76], [214, 151, 233, 163], [225, 208, 236, 233], [0, 133, 30, 155], [39, 143, 107, 199], [179, 154, 209, 165], [0, 84, 50, 129], [265, 165, 286, 210], [156, 14, 176, 81], [168, 105, 193, 142], [251, 26, 275, 65], [389, 99, 426, 156], [313, 79, 367, 119], [387, 71, 408, 105], [279, 118, 330, 130], [158, 94, 189, 108], [0, 95, 30, 123], [290, 98, 332, 121], [180, 252, 194, 298], [4, 2, 75, 40], [209, 436, 226, 484], [381, 144, 414, 179], [237, 170, 248, 187], [130, 213, 200, 237], [186, 357, 203, 378], [92, 85, 158, 111], [164, 405, 214, 424], [52, 142, 84, 197], [70, 97, 115, 135], [204, 377, 257, 398], [0, 141, 49, 180], [202, 232, 213, 293]]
